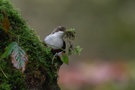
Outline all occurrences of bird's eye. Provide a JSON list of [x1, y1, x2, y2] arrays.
[[59, 28, 62, 31]]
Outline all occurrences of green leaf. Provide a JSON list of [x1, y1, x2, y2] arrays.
[[1, 42, 17, 59], [74, 45, 83, 55], [11, 43, 28, 73], [60, 54, 69, 64], [1, 42, 28, 72]]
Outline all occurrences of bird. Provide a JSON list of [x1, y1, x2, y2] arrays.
[[44, 26, 66, 63]]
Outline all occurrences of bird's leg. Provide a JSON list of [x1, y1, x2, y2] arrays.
[[52, 51, 63, 64]]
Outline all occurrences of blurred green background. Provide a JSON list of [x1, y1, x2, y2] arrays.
[[11, 0, 135, 90]]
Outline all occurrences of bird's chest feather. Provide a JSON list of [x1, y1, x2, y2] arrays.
[[45, 34, 63, 49]]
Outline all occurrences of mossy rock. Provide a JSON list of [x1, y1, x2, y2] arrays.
[[0, 0, 61, 90]]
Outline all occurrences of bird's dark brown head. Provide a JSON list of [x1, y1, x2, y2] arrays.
[[51, 26, 66, 34]]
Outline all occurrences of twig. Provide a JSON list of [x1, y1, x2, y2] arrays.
[[0, 66, 8, 78], [52, 53, 57, 64]]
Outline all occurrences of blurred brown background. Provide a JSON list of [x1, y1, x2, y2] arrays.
[[11, 0, 135, 90]]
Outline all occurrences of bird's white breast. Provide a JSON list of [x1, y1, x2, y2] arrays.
[[44, 34, 63, 49]]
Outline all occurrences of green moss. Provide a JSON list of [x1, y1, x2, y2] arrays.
[[0, 0, 60, 89]]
